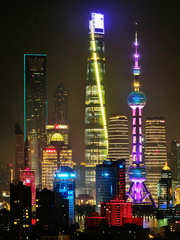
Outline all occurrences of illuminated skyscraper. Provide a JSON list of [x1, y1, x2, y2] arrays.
[[85, 13, 107, 186], [53, 79, 68, 126], [20, 168, 36, 210], [96, 159, 125, 212], [46, 124, 69, 145], [53, 167, 75, 225], [125, 24, 156, 206], [15, 123, 24, 180], [108, 115, 130, 191], [145, 116, 168, 204], [24, 54, 47, 185], [158, 163, 172, 210], [42, 133, 73, 191]]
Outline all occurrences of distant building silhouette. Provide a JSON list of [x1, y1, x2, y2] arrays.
[[10, 181, 32, 240], [15, 123, 24, 180], [53, 79, 68, 126], [169, 140, 180, 181]]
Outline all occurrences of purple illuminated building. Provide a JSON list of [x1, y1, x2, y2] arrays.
[[125, 24, 156, 207]]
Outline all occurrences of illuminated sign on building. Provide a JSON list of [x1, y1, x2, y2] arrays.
[[90, 13, 104, 34]]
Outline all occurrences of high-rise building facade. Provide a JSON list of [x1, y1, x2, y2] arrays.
[[108, 115, 129, 160], [125, 25, 155, 206], [85, 13, 108, 186], [36, 188, 69, 236], [53, 79, 68, 125], [10, 181, 32, 240], [53, 167, 75, 225], [15, 123, 24, 180], [96, 159, 125, 212], [169, 140, 180, 181], [108, 115, 130, 191], [20, 168, 36, 209], [158, 163, 172, 210], [0, 163, 12, 200], [145, 116, 167, 204], [24, 54, 47, 185], [41, 133, 73, 191]]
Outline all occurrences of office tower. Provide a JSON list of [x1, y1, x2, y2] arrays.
[[85, 13, 108, 187], [108, 115, 130, 191], [0, 163, 12, 200], [53, 166, 75, 225], [24, 54, 47, 185], [145, 116, 167, 204], [96, 159, 125, 212], [46, 124, 69, 145], [41, 133, 73, 190], [169, 140, 180, 181], [10, 181, 31, 240], [36, 188, 69, 236], [101, 198, 132, 227], [73, 163, 86, 189], [15, 123, 24, 180], [108, 115, 129, 160], [0, 208, 10, 240], [158, 163, 172, 210], [53, 79, 68, 125], [20, 168, 36, 210], [125, 25, 156, 206]]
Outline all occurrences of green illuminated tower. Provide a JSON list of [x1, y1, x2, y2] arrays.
[[85, 13, 108, 187]]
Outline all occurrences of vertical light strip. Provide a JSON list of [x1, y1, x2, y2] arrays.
[[24, 54, 26, 142], [90, 20, 108, 148]]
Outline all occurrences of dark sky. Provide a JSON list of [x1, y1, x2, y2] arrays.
[[1, 0, 180, 166]]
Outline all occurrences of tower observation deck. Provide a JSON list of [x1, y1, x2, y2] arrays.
[[125, 24, 156, 207]]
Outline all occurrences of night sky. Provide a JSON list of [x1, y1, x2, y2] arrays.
[[1, 0, 180, 166]]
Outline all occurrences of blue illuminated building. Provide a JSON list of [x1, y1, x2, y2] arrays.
[[53, 166, 75, 225], [96, 159, 125, 212], [158, 164, 172, 210]]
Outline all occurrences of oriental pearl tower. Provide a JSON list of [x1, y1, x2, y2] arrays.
[[125, 24, 156, 207]]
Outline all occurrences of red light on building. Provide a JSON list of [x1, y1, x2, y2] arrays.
[[20, 169, 36, 206], [55, 125, 59, 129], [45, 149, 56, 153], [32, 219, 36, 225]]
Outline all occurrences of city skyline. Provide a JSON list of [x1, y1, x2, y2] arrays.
[[1, 0, 180, 166]]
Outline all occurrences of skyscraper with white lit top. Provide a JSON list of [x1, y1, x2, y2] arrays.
[[85, 13, 107, 186]]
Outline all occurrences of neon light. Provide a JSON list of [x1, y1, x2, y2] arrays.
[[90, 13, 104, 34], [45, 149, 56, 153], [90, 20, 108, 148]]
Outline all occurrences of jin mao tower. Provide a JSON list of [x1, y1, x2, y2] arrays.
[[125, 25, 156, 206], [85, 13, 108, 186], [24, 54, 47, 185]]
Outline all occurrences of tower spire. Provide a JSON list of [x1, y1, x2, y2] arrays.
[[133, 22, 140, 91]]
